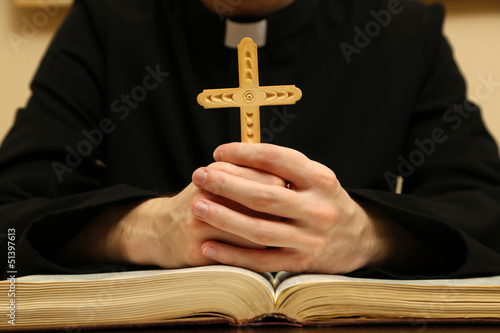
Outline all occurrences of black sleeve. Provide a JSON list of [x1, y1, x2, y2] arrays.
[[0, 0, 159, 278], [349, 4, 500, 279]]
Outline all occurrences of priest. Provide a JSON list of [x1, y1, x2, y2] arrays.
[[1, 0, 499, 279]]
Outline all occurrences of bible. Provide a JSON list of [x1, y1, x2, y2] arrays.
[[1, 265, 500, 330]]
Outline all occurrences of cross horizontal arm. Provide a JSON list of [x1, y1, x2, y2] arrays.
[[197, 85, 302, 109], [197, 88, 241, 109]]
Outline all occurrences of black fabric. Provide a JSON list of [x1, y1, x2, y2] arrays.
[[1, 0, 499, 278]]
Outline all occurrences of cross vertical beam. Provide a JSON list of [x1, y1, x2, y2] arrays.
[[238, 38, 260, 143]]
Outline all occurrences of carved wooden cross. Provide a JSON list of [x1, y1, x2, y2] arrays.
[[197, 37, 302, 143]]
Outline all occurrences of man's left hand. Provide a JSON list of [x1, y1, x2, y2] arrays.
[[191, 143, 401, 273]]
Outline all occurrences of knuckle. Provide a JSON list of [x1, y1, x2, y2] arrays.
[[291, 256, 312, 273], [216, 206, 231, 230], [184, 243, 202, 266], [308, 206, 339, 225], [222, 251, 238, 267], [250, 188, 278, 209], [300, 256, 315, 272], [205, 170, 229, 195], [253, 224, 277, 245], [184, 217, 199, 232], [309, 236, 328, 257], [256, 147, 281, 169], [311, 167, 339, 189], [210, 161, 237, 175], [254, 254, 272, 273], [267, 174, 287, 187], [184, 217, 209, 237]]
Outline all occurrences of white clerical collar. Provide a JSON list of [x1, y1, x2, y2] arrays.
[[224, 18, 268, 49]]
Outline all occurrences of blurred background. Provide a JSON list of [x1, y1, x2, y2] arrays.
[[1, 0, 499, 150]]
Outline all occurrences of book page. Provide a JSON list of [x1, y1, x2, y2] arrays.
[[276, 274, 500, 296], [2, 266, 278, 329], [16, 265, 274, 295], [273, 274, 500, 322]]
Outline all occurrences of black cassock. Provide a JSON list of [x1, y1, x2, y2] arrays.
[[1, 0, 499, 278]]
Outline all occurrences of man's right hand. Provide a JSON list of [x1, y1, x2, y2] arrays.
[[55, 162, 285, 269]]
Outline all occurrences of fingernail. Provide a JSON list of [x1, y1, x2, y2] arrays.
[[203, 246, 216, 259], [193, 201, 208, 218], [193, 169, 207, 186], [213, 147, 223, 161]]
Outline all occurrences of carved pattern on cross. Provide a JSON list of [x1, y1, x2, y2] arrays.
[[197, 38, 302, 143]]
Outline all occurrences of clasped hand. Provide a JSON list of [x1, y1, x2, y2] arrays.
[[187, 143, 395, 274], [58, 143, 409, 273]]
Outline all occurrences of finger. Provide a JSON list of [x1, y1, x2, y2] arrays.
[[203, 224, 267, 250], [213, 143, 313, 189], [195, 182, 281, 227], [192, 199, 299, 247], [193, 167, 303, 218], [182, 211, 265, 250], [201, 242, 307, 273], [207, 162, 286, 187], [181, 185, 265, 250]]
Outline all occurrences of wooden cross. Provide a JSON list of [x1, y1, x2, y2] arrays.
[[197, 37, 302, 143]]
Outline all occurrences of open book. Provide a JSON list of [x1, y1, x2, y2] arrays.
[[1, 265, 500, 330]]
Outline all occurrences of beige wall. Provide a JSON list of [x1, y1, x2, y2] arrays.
[[1, 0, 499, 149], [440, 0, 500, 150], [0, 0, 69, 141]]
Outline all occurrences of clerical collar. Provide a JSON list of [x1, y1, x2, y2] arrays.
[[224, 19, 268, 48], [185, 0, 316, 48], [224, 0, 316, 48]]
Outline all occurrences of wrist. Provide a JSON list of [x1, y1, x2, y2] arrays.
[[110, 198, 164, 266], [354, 201, 399, 270], [355, 200, 443, 274], [54, 199, 158, 267]]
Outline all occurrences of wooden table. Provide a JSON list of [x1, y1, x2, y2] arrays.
[[81, 324, 500, 333]]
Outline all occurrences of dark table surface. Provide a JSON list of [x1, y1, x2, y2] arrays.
[[81, 325, 500, 333]]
